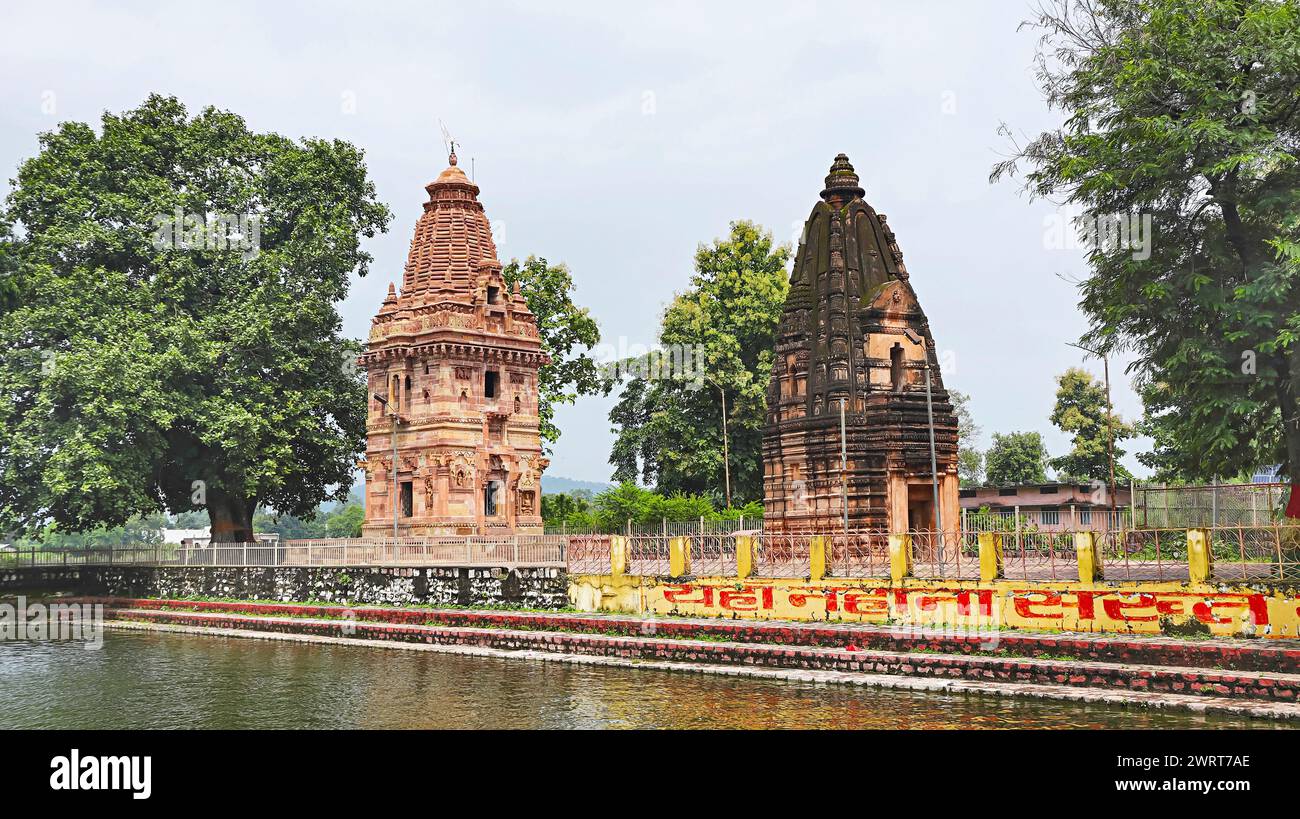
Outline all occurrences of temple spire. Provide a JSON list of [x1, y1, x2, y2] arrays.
[[762, 152, 958, 534], [820, 153, 866, 203]]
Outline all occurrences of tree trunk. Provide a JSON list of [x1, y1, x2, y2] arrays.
[[207, 488, 256, 543], [1282, 349, 1300, 520]]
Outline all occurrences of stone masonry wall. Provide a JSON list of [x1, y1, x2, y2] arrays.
[[0, 567, 85, 594], [13, 566, 569, 609]]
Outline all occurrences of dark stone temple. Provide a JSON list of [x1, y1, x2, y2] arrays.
[[762, 154, 959, 534]]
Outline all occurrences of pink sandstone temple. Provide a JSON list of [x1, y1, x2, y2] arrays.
[[359, 150, 549, 536]]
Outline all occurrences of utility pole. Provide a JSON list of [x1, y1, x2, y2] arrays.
[[706, 376, 732, 509], [720, 384, 731, 508], [923, 363, 942, 537], [840, 397, 848, 534], [903, 330, 944, 574], [1067, 342, 1118, 515], [373, 393, 400, 539]]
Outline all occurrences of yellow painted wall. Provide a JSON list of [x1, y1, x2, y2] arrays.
[[568, 574, 1300, 639]]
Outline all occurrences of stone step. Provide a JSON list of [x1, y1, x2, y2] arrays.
[[106, 606, 1300, 706], [88, 597, 1300, 673]]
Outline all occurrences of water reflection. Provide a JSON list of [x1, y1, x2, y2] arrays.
[[0, 631, 1278, 730]]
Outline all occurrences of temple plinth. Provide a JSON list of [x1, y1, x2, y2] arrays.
[[359, 151, 549, 537], [762, 154, 959, 534]]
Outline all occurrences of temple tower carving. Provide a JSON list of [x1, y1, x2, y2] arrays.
[[359, 151, 548, 536], [762, 154, 959, 535]]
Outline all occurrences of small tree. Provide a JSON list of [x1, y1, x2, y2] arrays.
[[985, 431, 1050, 485], [1049, 368, 1135, 482], [950, 390, 985, 486], [325, 504, 365, 538]]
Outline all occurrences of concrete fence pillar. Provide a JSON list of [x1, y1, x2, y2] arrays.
[[609, 535, 627, 576], [809, 535, 828, 582], [669, 536, 691, 577], [735, 535, 754, 581], [1074, 531, 1103, 583], [1187, 528, 1213, 584], [888, 534, 913, 582], [978, 532, 1004, 582]]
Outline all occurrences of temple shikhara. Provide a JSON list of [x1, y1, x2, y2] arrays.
[[359, 150, 549, 536], [763, 154, 959, 535]]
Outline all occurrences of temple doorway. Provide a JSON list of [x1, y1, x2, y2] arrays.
[[906, 483, 936, 532]]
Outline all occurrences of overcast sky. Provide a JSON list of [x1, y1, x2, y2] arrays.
[[1, 0, 1152, 485]]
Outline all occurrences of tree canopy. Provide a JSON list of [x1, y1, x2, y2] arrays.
[[985, 431, 1051, 485], [0, 95, 391, 541], [542, 483, 763, 532], [993, 0, 1300, 508], [608, 221, 789, 504], [950, 390, 985, 486], [1049, 367, 1136, 481], [502, 256, 605, 450]]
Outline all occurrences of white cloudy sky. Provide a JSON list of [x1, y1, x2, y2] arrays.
[[0, 0, 1152, 484]]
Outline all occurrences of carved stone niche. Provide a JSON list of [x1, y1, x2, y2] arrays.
[[518, 489, 536, 516], [449, 453, 474, 491]]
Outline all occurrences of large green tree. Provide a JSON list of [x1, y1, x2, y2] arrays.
[[0, 95, 391, 541], [985, 431, 1051, 485], [1049, 367, 1136, 481], [993, 0, 1300, 510], [608, 221, 789, 503], [502, 256, 605, 450], [0, 218, 19, 311]]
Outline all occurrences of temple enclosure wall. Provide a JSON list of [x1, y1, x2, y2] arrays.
[[1, 565, 568, 609], [568, 573, 1300, 638]]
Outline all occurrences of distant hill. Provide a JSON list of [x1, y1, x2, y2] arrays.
[[320, 487, 365, 512], [542, 475, 613, 495]]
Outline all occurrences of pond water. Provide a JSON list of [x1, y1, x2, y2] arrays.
[[0, 629, 1283, 729]]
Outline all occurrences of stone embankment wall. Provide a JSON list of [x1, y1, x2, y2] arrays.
[[2, 566, 568, 609], [0, 567, 85, 595]]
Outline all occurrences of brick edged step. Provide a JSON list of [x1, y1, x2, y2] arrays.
[[88, 597, 1300, 674], [106, 607, 1300, 706]]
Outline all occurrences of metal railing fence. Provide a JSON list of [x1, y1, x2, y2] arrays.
[[0, 535, 567, 569], [5, 525, 1297, 584]]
